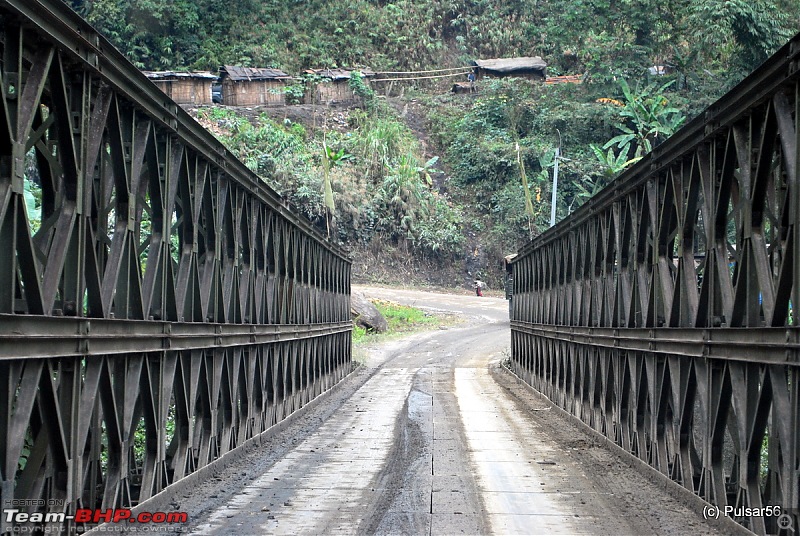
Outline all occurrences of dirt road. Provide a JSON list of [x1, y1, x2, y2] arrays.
[[181, 287, 728, 535]]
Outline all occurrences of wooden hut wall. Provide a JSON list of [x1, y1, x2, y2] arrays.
[[518, 70, 545, 81], [152, 80, 172, 99], [175, 79, 211, 104], [315, 81, 358, 104], [153, 79, 212, 105], [223, 79, 286, 106], [476, 69, 544, 81], [222, 79, 236, 105]]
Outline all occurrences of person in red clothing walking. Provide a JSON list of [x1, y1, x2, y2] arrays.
[[474, 278, 484, 297]]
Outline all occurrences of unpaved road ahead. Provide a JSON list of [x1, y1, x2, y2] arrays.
[[182, 287, 728, 535]]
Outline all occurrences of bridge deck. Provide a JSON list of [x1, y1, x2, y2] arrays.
[[174, 289, 736, 535]]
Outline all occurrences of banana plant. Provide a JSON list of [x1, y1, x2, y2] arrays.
[[324, 144, 353, 166], [415, 155, 440, 187], [590, 142, 643, 177], [616, 78, 685, 155]]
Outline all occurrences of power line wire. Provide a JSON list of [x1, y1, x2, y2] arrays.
[[371, 70, 473, 82], [374, 66, 473, 75]]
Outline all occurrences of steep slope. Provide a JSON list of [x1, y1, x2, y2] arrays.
[[71, 0, 798, 97]]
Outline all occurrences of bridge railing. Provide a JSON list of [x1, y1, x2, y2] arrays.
[[511, 33, 800, 535], [0, 0, 351, 527]]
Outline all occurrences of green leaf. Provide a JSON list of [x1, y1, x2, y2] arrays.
[[424, 156, 439, 168], [604, 133, 634, 150]]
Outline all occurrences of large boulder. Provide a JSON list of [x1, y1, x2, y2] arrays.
[[351, 291, 388, 333]]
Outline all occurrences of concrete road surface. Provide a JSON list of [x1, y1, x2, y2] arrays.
[[176, 287, 730, 535]]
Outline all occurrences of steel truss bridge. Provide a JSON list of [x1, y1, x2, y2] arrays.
[[0, 0, 351, 530], [2, 0, 800, 535], [511, 32, 800, 535]]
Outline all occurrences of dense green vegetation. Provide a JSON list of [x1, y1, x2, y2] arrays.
[[70, 0, 798, 88], [67, 0, 799, 285], [195, 103, 465, 261]]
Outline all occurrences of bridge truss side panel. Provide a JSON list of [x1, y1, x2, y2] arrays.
[[0, 0, 352, 525], [511, 33, 800, 536]]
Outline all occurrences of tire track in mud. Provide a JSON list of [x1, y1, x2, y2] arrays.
[[178, 287, 733, 536], [183, 302, 505, 534]]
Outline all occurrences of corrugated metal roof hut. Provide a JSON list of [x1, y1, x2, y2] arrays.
[[472, 57, 547, 81], [144, 71, 217, 105], [219, 66, 293, 106], [304, 68, 376, 105]]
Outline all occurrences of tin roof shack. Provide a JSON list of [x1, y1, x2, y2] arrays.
[[304, 68, 375, 105], [143, 71, 217, 105], [219, 66, 293, 107], [472, 57, 547, 81]]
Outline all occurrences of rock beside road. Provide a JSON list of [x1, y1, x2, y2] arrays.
[[351, 290, 388, 333]]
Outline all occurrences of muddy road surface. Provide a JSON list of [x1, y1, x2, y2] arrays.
[[178, 287, 728, 535]]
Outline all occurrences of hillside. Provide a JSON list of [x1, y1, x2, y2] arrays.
[[69, 0, 797, 88], [64, 0, 800, 289]]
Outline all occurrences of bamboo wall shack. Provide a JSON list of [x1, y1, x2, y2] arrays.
[[219, 66, 293, 106], [143, 71, 217, 105], [304, 68, 376, 105], [472, 57, 547, 81]]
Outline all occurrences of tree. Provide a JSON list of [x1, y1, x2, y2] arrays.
[[689, 0, 794, 74]]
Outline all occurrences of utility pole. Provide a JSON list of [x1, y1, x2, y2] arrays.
[[550, 130, 563, 228], [550, 146, 559, 227]]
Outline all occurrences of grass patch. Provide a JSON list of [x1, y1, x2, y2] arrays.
[[374, 299, 438, 333], [352, 324, 369, 345], [352, 299, 458, 349]]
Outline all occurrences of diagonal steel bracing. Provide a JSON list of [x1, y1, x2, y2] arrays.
[[0, 0, 352, 530], [511, 33, 800, 536]]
